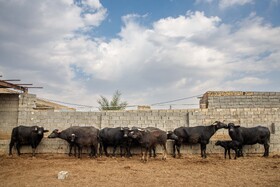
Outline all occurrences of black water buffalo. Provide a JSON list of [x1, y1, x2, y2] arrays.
[[99, 127, 130, 157], [127, 126, 165, 158], [68, 127, 99, 158], [48, 127, 79, 156], [9, 125, 49, 157], [215, 140, 241, 159], [48, 126, 99, 158], [173, 121, 227, 158], [167, 130, 179, 141], [129, 128, 167, 162], [226, 123, 270, 157]]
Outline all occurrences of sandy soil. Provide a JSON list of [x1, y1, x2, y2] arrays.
[[0, 153, 279, 187]]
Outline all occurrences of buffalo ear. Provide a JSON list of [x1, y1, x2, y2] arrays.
[[44, 130, 49, 133], [55, 129, 61, 134]]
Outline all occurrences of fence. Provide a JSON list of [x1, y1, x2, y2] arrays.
[[1, 91, 280, 155]]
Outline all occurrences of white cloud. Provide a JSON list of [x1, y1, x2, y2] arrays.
[[223, 77, 270, 91], [0, 1, 279, 109], [153, 11, 221, 38], [219, 0, 254, 9], [196, 0, 254, 9], [84, 0, 103, 9]]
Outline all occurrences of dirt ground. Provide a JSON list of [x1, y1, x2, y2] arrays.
[[0, 153, 279, 187]]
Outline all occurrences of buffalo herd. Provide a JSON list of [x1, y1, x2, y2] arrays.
[[9, 121, 271, 161]]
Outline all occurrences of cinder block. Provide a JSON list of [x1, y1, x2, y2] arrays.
[[58, 171, 69, 180]]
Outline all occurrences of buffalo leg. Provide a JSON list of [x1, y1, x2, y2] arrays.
[[69, 143, 77, 157], [16, 143, 21, 156], [120, 145, 125, 157], [90, 145, 96, 158], [224, 149, 227, 159], [200, 144, 207, 158], [126, 145, 132, 158], [74, 145, 77, 157], [149, 146, 156, 158], [69, 144, 73, 156], [9, 141, 15, 156], [228, 149, 231, 159], [172, 143, 176, 158], [238, 145, 243, 157], [112, 146, 117, 157], [234, 148, 238, 159], [103, 145, 109, 157], [99, 143, 103, 157], [141, 147, 146, 161], [162, 144, 167, 160], [32, 147, 36, 157], [200, 144, 204, 158], [69, 145, 72, 156], [89, 145, 93, 157], [264, 143, 269, 157], [174, 142, 182, 158], [149, 149, 152, 158], [176, 145, 181, 158], [93, 144, 98, 157], [78, 146, 82, 158], [144, 147, 149, 162]]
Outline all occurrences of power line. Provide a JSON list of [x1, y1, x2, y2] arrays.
[[154, 103, 198, 106], [37, 97, 138, 109], [150, 94, 203, 106], [37, 93, 203, 110], [38, 97, 97, 108]]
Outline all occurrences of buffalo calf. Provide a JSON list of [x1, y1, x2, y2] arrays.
[[215, 140, 241, 159]]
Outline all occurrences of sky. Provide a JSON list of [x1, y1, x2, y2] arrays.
[[0, 0, 280, 110]]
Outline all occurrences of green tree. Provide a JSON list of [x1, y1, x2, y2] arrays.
[[97, 90, 128, 111]]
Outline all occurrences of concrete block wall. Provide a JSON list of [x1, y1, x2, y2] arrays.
[[3, 107, 279, 155], [100, 109, 193, 130], [18, 111, 102, 131], [188, 108, 280, 155], [1, 91, 280, 156], [0, 94, 19, 134], [201, 91, 280, 109]]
